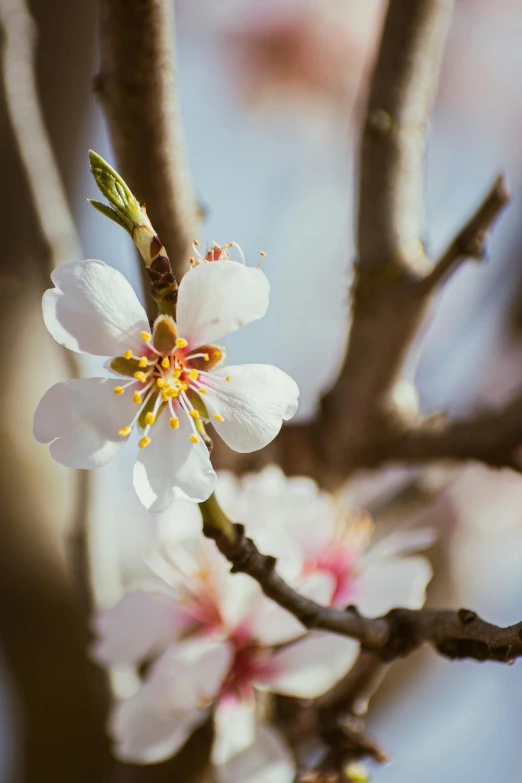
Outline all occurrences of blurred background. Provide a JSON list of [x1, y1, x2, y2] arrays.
[[1, 0, 522, 780]]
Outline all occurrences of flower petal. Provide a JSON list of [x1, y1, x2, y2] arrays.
[[355, 556, 432, 617], [176, 260, 270, 346], [91, 591, 185, 667], [42, 259, 149, 356], [205, 365, 299, 453], [214, 720, 295, 783], [260, 632, 359, 699], [133, 412, 217, 512], [361, 528, 437, 566], [33, 378, 137, 468], [212, 691, 257, 766]]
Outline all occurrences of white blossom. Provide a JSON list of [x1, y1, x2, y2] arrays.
[[33, 257, 299, 511]]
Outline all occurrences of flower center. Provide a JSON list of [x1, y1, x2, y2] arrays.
[[109, 317, 227, 448], [304, 546, 358, 606]]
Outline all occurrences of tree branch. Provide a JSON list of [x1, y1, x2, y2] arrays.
[[203, 522, 522, 665], [94, 0, 198, 293]]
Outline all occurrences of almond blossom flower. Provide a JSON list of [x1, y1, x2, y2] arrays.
[[33, 256, 299, 511], [93, 471, 433, 781]]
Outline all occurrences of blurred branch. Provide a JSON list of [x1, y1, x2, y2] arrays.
[[94, 0, 198, 311], [231, 0, 513, 485], [204, 522, 522, 665]]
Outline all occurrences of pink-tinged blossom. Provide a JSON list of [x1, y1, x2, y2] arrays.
[[93, 470, 433, 780], [33, 255, 299, 512]]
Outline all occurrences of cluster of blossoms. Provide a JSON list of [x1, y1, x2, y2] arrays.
[[33, 249, 299, 511], [93, 467, 433, 782]]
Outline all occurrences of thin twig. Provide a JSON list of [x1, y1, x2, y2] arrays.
[[204, 522, 522, 665], [94, 0, 198, 301]]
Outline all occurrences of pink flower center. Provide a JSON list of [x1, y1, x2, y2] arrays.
[[304, 545, 358, 606], [221, 638, 276, 698]]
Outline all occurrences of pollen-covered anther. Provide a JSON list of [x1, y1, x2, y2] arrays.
[[138, 357, 148, 368], [145, 412, 156, 425], [176, 338, 188, 348], [161, 357, 170, 369], [118, 426, 132, 437], [123, 349, 132, 360], [139, 436, 151, 449], [189, 434, 199, 444], [260, 251, 267, 257], [156, 378, 165, 388], [170, 417, 179, 429], [113, 386, 124, 395], [133, 391, 142, 404], [213, 414, 225, 422], [189, 409, 199, 419], [226, 376, 231, 382], [199, 388, 207, 395], [141, 331, 152, 342], [189, 369, 199, 380], [134, 371, 147, 382], [204, 353, 209, 361]]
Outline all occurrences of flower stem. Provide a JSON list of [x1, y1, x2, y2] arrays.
[[199, 493, 236, 542]]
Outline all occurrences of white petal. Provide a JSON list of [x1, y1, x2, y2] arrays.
[[42, 259, 149, 356], [355, 556, 432, 616], [33, 378, 137, 468], [214, 720, 295, 783], [176, 261, 270, 346], [361, 528, 437, 566], [110, 680, 202, 764], [205, 365, 299, 453], [91, 591, 185, 666], [212, 692, 257, 766], [133, 412, 217, 512], [261, 632, 359, 699]]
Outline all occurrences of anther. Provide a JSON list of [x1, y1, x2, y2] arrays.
[[260, 251, 266, 257], [176, 338, 188, 348], [145, 412, 156, 425], [204, 353, 209, 361], [193, 239, 199, 246], [118, 426, 132, 437], [134, 371, 147, 382], [189, 434, 199, 443], [113, 386, 124, 395], [213, 414, 225, 422], [138, 436, 151, 449], [139, 356, 148, 368], [189, 369, 199, 380], [123, 350, 132, 360], [170, 417, 179, 429], [199, 388, 207, 394], [133, 391, 142, 404], [226, 376, 231, 382], [161, 357, 170, 369], [141, 331, 152, 342], [189, 409, 199, 419], [156, 378, 165, 388]]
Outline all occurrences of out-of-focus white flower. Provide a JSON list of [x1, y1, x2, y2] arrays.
[[217, 465, 434, 612], [33, 257, 299, 511], [93, 468, 433, 780]]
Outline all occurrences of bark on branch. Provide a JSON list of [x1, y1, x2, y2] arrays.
[[94, 0, 198, 289], [203, 522, 522, 665]]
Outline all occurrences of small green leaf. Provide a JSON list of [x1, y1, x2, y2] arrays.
[[88, 200, 132, 235]]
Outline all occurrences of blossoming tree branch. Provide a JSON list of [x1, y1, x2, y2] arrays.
[[11, 0, 520, 780]]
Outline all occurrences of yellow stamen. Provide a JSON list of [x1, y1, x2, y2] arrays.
[[138, 436, 151, 449], [134, 371, 147, 382], [156, 377, 165, 388], [141, 331, 151, 342], [189, 434, 199, 443], [123, 349, 132, 360], [161, 357, 170, 369], [189, 409, 199, 419], [213, 413, 225, 422], [176, 338, 188, 348], [181, 383, 188, 391], [133, 391, 142, 404], [174, 368, 182, 378], [113, 386, 124, 395], [161, 391, 169, 402], [145, 412, 156, 425], [139, 356, 148, 368], [199, 388, 207, 395], [118, 426, 132, 437], [189, 257, 195, 265], [189, 369, 199, 380], [193, 239, 199, 246], [170, 417, 179, 429], [260, 251, 267, 257], [226, 375, 231, 382], [204, 353, 209, 361]]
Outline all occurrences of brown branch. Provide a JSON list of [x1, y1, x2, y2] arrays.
[[203, 522, 522, 665], [94, 0, 198, 294]]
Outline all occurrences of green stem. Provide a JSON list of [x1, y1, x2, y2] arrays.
[[199, 493, 236, 542]]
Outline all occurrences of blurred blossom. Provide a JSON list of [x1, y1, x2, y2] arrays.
[[92, 467, 432, 778]]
